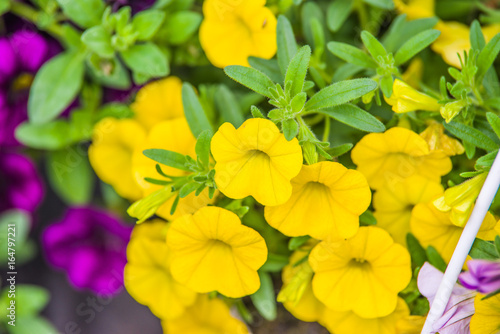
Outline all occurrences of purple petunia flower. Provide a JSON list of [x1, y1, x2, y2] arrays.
[[42, 207, 133, 295], [459, 259, 500, 294], [418, 262, 476, 334], [0, 152, 44, 214]]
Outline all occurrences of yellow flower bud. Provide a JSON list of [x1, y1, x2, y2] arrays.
[[385, 79, 441, 113], [440, 100, 467, 123], [127, 187, 175, 223]]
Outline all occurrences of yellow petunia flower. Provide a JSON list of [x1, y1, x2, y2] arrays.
[[396, 315, 426, 334], [131, 119, 215, 221], [211, 118, 303, 206], [373, 175, 443, 246], [393, 0, 434, 20], [470, 293, 500, 334], [419, 121, 464, 156], [351, 127, 452, 190], [321, 298, 410, 334], [131, 77, 184, 130], [410, 202, 500, 265], [433, 173, 487, 227], [166, 206, 268, 298], [265, 161, 371, 241], [89, 117, 146, 200], [384, 79, 441, 113], [278, 240, 325, 323], [199, 0, 277, 68], [161, 294, 249, 334], [309, 226, 412, 318], [124, 220, 197, 320]]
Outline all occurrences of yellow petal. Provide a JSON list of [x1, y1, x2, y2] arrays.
[[470, 293, 500, 334], [384, 79, 440, 113]]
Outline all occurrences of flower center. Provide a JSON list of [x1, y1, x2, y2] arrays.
[[248, 149, 270, 162], [349, 258, 371, 270]]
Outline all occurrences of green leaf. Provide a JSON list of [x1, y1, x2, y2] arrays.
[[477, 33, 500, 80], [380, 74, 394, 97], [87, 55, 131, 90], [288, 236, 310, 251], [407, 233, 427, 268], [9, 285, 50, 317], [382, 16, 439, 53], [486, 112, 500, 140], [251, 106, 265, 118], [394, 29, 440, 65], [96, 103, 134, 121], [143, 149, 190, 171], [15, 121, 74, 150], [132, 9, 166, 41], [182, 83, 213, 137], [495, 235, 500, 257], [327, 41, 378, 68], [475, 150, 497, 171], [319, 104, 385, 132], [283, 119, 299, 141], [28, 51, 85, 124], [363, 0, 394, 9], [46, 148, 93, 205], [195, 130, 212, 168], [248, 57, 283, 83], [0, 210, 35, 266], [224, 65, 275, 98], [305, 79, 378, 111], [260, 253, 289, 272], [327, 0, 353, 32], [160, 11, 201, 45], [121, 43, 169, 83], [470, 20, 486, 50], [444, 121, 498, 151], [9, 317, 57, 334], [0, 0, 10, 16], [55, 0, 105, 29], [81, 26, 114, 58], [360, 210, 377, 225], [426, 246, 447, 272], [179, 182, 199, 198], [214, 85, 244, 127], [250, 271, 277, 321], [470, 239, 499, 260], [328, 143, 353, 157], [285, 45, 311, 97], [301, 2, 324, 51], [360, 30, 387, 62], [277, 15, 298, 75]]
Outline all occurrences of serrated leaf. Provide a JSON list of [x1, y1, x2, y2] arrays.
[[394, 29, 440, 65], [285, 45, 311, 97], [360, 30, 387, 62], [327, 0, 353, 32], [444, 121, 498, 151], [224, 66, 275, 98], [327, 41, 377, 68], [277, 15, 298, 75], [250, 271, 277, 321], [214, 85, 244, 127], [182, 83, 213, 137], [477, 33, 500, 80], [306, 79, 377, 111], [143, 149, 190, 171], [319, 104, 385, 132]]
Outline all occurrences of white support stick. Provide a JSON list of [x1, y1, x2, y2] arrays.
[[421, 150, 500, 334]]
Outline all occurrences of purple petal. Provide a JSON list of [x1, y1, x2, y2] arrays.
[[10, 31, 49, 72], [0, 38, 17, 84]]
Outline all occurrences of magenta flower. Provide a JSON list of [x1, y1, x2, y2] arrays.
[[42, 207, 133, 295], [0, 152, 44, 214], [459, 259, 500, 294], [418, 262, 476, 334]]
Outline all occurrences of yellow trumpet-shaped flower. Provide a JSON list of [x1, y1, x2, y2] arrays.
[[89, 118, 146, 200], [211, 118, 303, 206], [419, 122, 464, 156], [127, 187, 175, 223], [131, 77, 184, 130], [411, 202, 500, 266], [384, 79, 441, 113], [351, 127, 452, 190], [166, 206, 268, 298], [131, 119, 215, 221], [199, 0, 277, 68], [470, 293, 500, 334], [373, 175, 443, 246], [394, 0, 434, 20], [124, 220, 197, 320], [433, 173, 488, 227], [265, 161, 371, 241], [402, 58, 424, 89], [161, 295, 249, 334], [309, 226, 412, 318], [321, 298, 410, 334]]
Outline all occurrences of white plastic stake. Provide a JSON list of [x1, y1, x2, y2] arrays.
[[422, 151, 500, 334]]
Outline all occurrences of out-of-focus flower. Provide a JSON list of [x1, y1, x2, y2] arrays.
[[411, 202, 500, 266], [459, 260, 500, 294], [166, 206, 268, 298], [211, 118, 303, 206], [124, 220, 197, 319], [265, 161, 370, 241], [393, 0, 434, 20], [384, 79, 441, 113], [309, 226, 412, 318], [199, 0, 277, 68], [0, 152, 43, 214], [321, 298, 410, 334], [402, 58, 424, 89], [418, 262, 475, 334], [131, 77, 184, 131], [351, 127, 452, 190], [373, 175, 443, 246], [470, 293, 500, 334], [420, 122, 464, 156], [433, 173, 487, 227], [42, 207, 132, 295], [161, 295, 249, 333], [89, 117, 146, 201]]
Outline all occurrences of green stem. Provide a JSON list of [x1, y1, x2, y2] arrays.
[[10, 1, 64, 37], [323, 116, 330, 143]]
